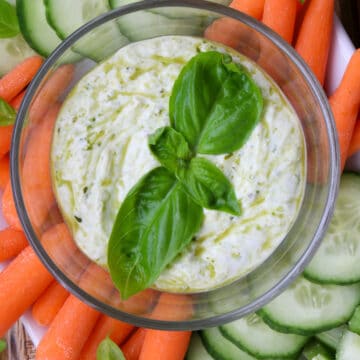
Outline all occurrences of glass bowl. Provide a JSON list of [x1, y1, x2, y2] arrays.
[[11, 0, 339, 330]]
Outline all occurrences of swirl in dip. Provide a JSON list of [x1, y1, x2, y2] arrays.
[[51, 36, 305, 292]]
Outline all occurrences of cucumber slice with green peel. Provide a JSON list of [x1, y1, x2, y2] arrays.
[[16, 0, 80, 62], [186, 333, 213, 360], [302, 340, 334, 360], [220, 313, 308, 359], [259, 277, 360, 336], [316, 326, 346, 351], [304, 173, 360, 285], [109, 0, 206, 41], [349, 306, 360, 335], [336, 330, 360, 360], [45, 0, 128, 62], [200, 327, 261, 360], [0, 34, 37, 76]]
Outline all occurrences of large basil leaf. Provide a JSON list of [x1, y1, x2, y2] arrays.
[[0, 0, 19, 38], [148, 126, 192, 175], [97, 337, 125, 360], [180, 157, 241, 215], [108, 167, 204, 299], [0, 98, 16, 126], [169, 51, 263, 155]]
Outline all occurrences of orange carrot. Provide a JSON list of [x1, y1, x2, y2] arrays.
[[29, 64, 75, 124], [295, 0, 334, 86], [0, 56, 43, 103], [0, 228, 28, 262], [329, 49, 360, 170], [0, 245, 53, 337], [22, 103, 60, 229], [2, 180, 22, 230], [138, 294, 193, 360], [79, 315, 134, 359], [0, 125, 13, 158], [121, 328, 146, 360], [35, 295, 100, 360], [10, 89, 26, 111], [230, 0, 265, 19], [348, 119, 360, 157], [32, 281, 69, 327], [0, 154, 10, 190], [262, 0, 297, 43]]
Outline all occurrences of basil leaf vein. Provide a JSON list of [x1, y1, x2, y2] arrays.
[[0, 98, 16, 126], [0, 0, 19, 38], [97, 337, 125, 360], [170, 51, 263, 155], [108, 167, 204, 299]]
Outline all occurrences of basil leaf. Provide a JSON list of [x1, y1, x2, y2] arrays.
[[0, 339, 6, 353], [0, 0, 19, 38], [170, 51, 263, 155], [96, 337, 125, 360], [0, 98, 16, 126], [179, 157, 241, 215], [149, 126, 192, 174], [108, 167, 204, 299]]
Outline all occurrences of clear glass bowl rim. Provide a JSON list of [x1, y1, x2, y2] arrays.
[[10, 0, 340, 330]]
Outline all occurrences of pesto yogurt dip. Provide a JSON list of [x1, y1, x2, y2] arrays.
[[51, 36, 305, 292]]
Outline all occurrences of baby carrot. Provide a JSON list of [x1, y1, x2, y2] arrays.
[[0, 245, 53, 337], [29, 64, 75, 124], [262, 0, 297, 43], [295, 0, 334, 86], [0, 227, 28, 262], [10, 89, 26, 111], [329, 49, 360, 170], [0, 125, 13, 158], [35, 294, 100, 360], [0, 56, 43, 103], [0, 154, 9, 190], [230, 0, 265, 20], [79, 315, 134, 359], [121, 328, 146, 360], [2, 180, 22, 230], [348, 119, 360, 158], [32, 280, 69, 327]]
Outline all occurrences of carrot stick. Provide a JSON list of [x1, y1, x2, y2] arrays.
[[35, 294, 100, 360], [79, 315, 134, 359], [10, 89, 26, 111], [329, 49, 360, 170], [262, 0, 297, 43], [230, 0, 265, 20], [348, 119, 360, 158], [29, 64, 75, 124], [0, 154, 10, 191], [32, 281, 69, 327], [2, 180, 22, 230], [121, 328, 146, 360], [0, 245, 53, 337], [295, 0, 334, 86], [0, 228, 28, 262], [0, 56, 43, 103], [0, 125, 13, 158], [22, 103, 60, 229]]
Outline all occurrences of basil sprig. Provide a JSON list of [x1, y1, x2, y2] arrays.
[[0, 98, 16, 126], [97, 337, 125, 360], [108, 51, 263, 299], [0, 0, 19, 38]]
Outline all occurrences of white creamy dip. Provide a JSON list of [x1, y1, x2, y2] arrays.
[[51, 36, 305, 292]]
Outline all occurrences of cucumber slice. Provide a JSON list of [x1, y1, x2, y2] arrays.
[[336, 330, 360, 360], [302, 340, 334, 360], [0, 34, 37, 76], [304, 173, 360, 285], [109, 0, 205, 41], [220, 313, 308, 359], [16, 0, 79, 61], [200, 327, 260, 360], [45, 0, 128, 62], [186, 332, 213, 360], [259, 277, 360, 335], [316, 326, 346, 351]]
